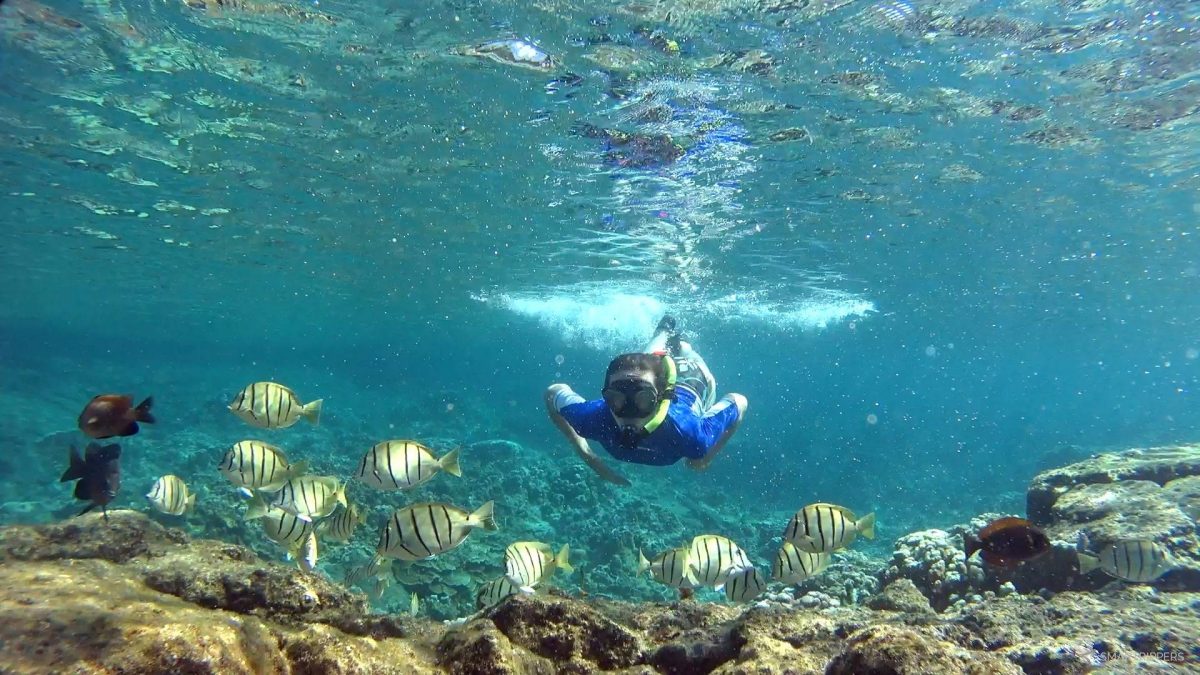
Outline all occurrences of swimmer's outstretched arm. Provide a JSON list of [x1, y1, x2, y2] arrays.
[[686, 393, 748, 472], [544, 385, 631, 487]]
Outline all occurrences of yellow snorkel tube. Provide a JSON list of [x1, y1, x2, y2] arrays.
[[642, 352, 676, 434]]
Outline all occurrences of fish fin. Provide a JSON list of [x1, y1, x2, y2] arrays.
[[300, 398, 323, 425], [244, 494, 269, 520], [119, 421, 140, 437], [236, 487, 254, 499], [356, 505, 367, 525], [410, 593, 419, 616], [299, 532, 318, 571], [439, 448, 462, 477], [519, 585, 536, 594], [857, 512, 876, 540], [637, 550, 650, 576], [792, 534, 819, 551], [555, 544, 573, 574], [295, 512, 313, 523], [77, 502, 98, 517], [335, 482, 347, 510], [60, 446, 86, 482], [1077, 552, 1100, 575], [133, 396, 155, 424], [683, 567, 699, 587], [288, 459, 310, 479], [470, 501, 497, 531], [185, 493, 196, 515]]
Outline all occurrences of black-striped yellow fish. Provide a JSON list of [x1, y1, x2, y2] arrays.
[[256, 504, 319, 571], [1077, 537, 1173, 583], [375, 501, 496, 561], [245, 475, 346, 522], [784, 503, 876, 553], [355, 441, 461, 491], [637, 546, 698, 588], [688, 535, 753, 589], [145, 474, 195, 516], [318, 501, 366, 543], [504, 542, 573, 591], [772, 542, 832, 584], [476, 575, 530, 609], [343, 557, 386, 588], [724, 567, 767, 603], [218, 440, 308, 493], [229, 382, 323, 429]]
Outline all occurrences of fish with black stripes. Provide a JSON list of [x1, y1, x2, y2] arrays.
[[476, 575, 531, 609], [245, 474, 346, 522], [637, 546, 698, 589], [784, 503, 876, 553], [1077, 534, 1174, 583], [375, 501, 496, 561], [255, 503, 319, 571], [318, 501, 366, 543], [355, 440, 461, 491], [688, 534, 754, 589], [145, 474, 196, 516], [218, 440, 309, 494], [772, 541, 832, 584], [229, 381, 322, 429], [504, 541, 573, 592], [724, 566, 767, 603]]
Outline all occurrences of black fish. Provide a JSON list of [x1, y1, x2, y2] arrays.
[[963, 516, 1050, 568], [60, 442, 122, 519]]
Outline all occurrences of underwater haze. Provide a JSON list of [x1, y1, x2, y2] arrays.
[[2, 0, 1199, 617]]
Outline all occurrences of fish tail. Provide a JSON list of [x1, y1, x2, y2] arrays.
[[335, 482, 348, 510], [963, 533, 982, 561], [470, 500, 497, 531], [244, 494, 269, 520], [555, 544, 574, 574], [185, 492, 196, 515], [857, 512, 876, 540], [636, 550, 650, 576], [439, 448, 463, 477], [1077, 552, 1100, 575], [134, 396, 156, 424], [300, 399, 323, 425]]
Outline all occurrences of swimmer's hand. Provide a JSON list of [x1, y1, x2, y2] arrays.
[[586, 454, 631, 486]]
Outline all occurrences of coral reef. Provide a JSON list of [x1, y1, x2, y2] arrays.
[[1, 510, 1198, 673], [880, 444, 1200, 608]]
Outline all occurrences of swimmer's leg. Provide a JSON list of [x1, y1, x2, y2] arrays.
[[677, 340, 718, 411], [644, 314, 679, 354]]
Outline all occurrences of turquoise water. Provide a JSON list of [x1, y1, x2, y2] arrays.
[[2, 0, 1198, 617]]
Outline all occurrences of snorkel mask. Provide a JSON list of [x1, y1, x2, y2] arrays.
[[603, 353, 676, 448]]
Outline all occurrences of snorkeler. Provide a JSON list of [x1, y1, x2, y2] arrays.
[[544, 316, 748, 486]]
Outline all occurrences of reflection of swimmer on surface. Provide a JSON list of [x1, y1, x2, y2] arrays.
[[544, 315, 748, 486]]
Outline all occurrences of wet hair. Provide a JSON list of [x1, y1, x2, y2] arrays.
[[604, 353, 669, 393]]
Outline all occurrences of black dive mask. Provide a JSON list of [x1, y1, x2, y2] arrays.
[[602, 378, 661, 418]]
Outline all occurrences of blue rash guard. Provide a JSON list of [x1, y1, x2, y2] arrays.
[[556, 387, 741, 466]]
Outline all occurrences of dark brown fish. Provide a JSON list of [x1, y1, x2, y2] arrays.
[[963, 516, 1051, 568], [59, 442, 122, 519], [78, 394, 155, 438]]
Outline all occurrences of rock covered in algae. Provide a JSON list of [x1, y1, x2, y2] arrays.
[[2, 505, 1200, 673], [0, 511, 435, 674]]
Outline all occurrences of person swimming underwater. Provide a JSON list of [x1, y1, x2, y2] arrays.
[[544, 316, 748, 486]]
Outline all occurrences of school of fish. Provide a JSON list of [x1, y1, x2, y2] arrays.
[[58, 381, 1179, 616]]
